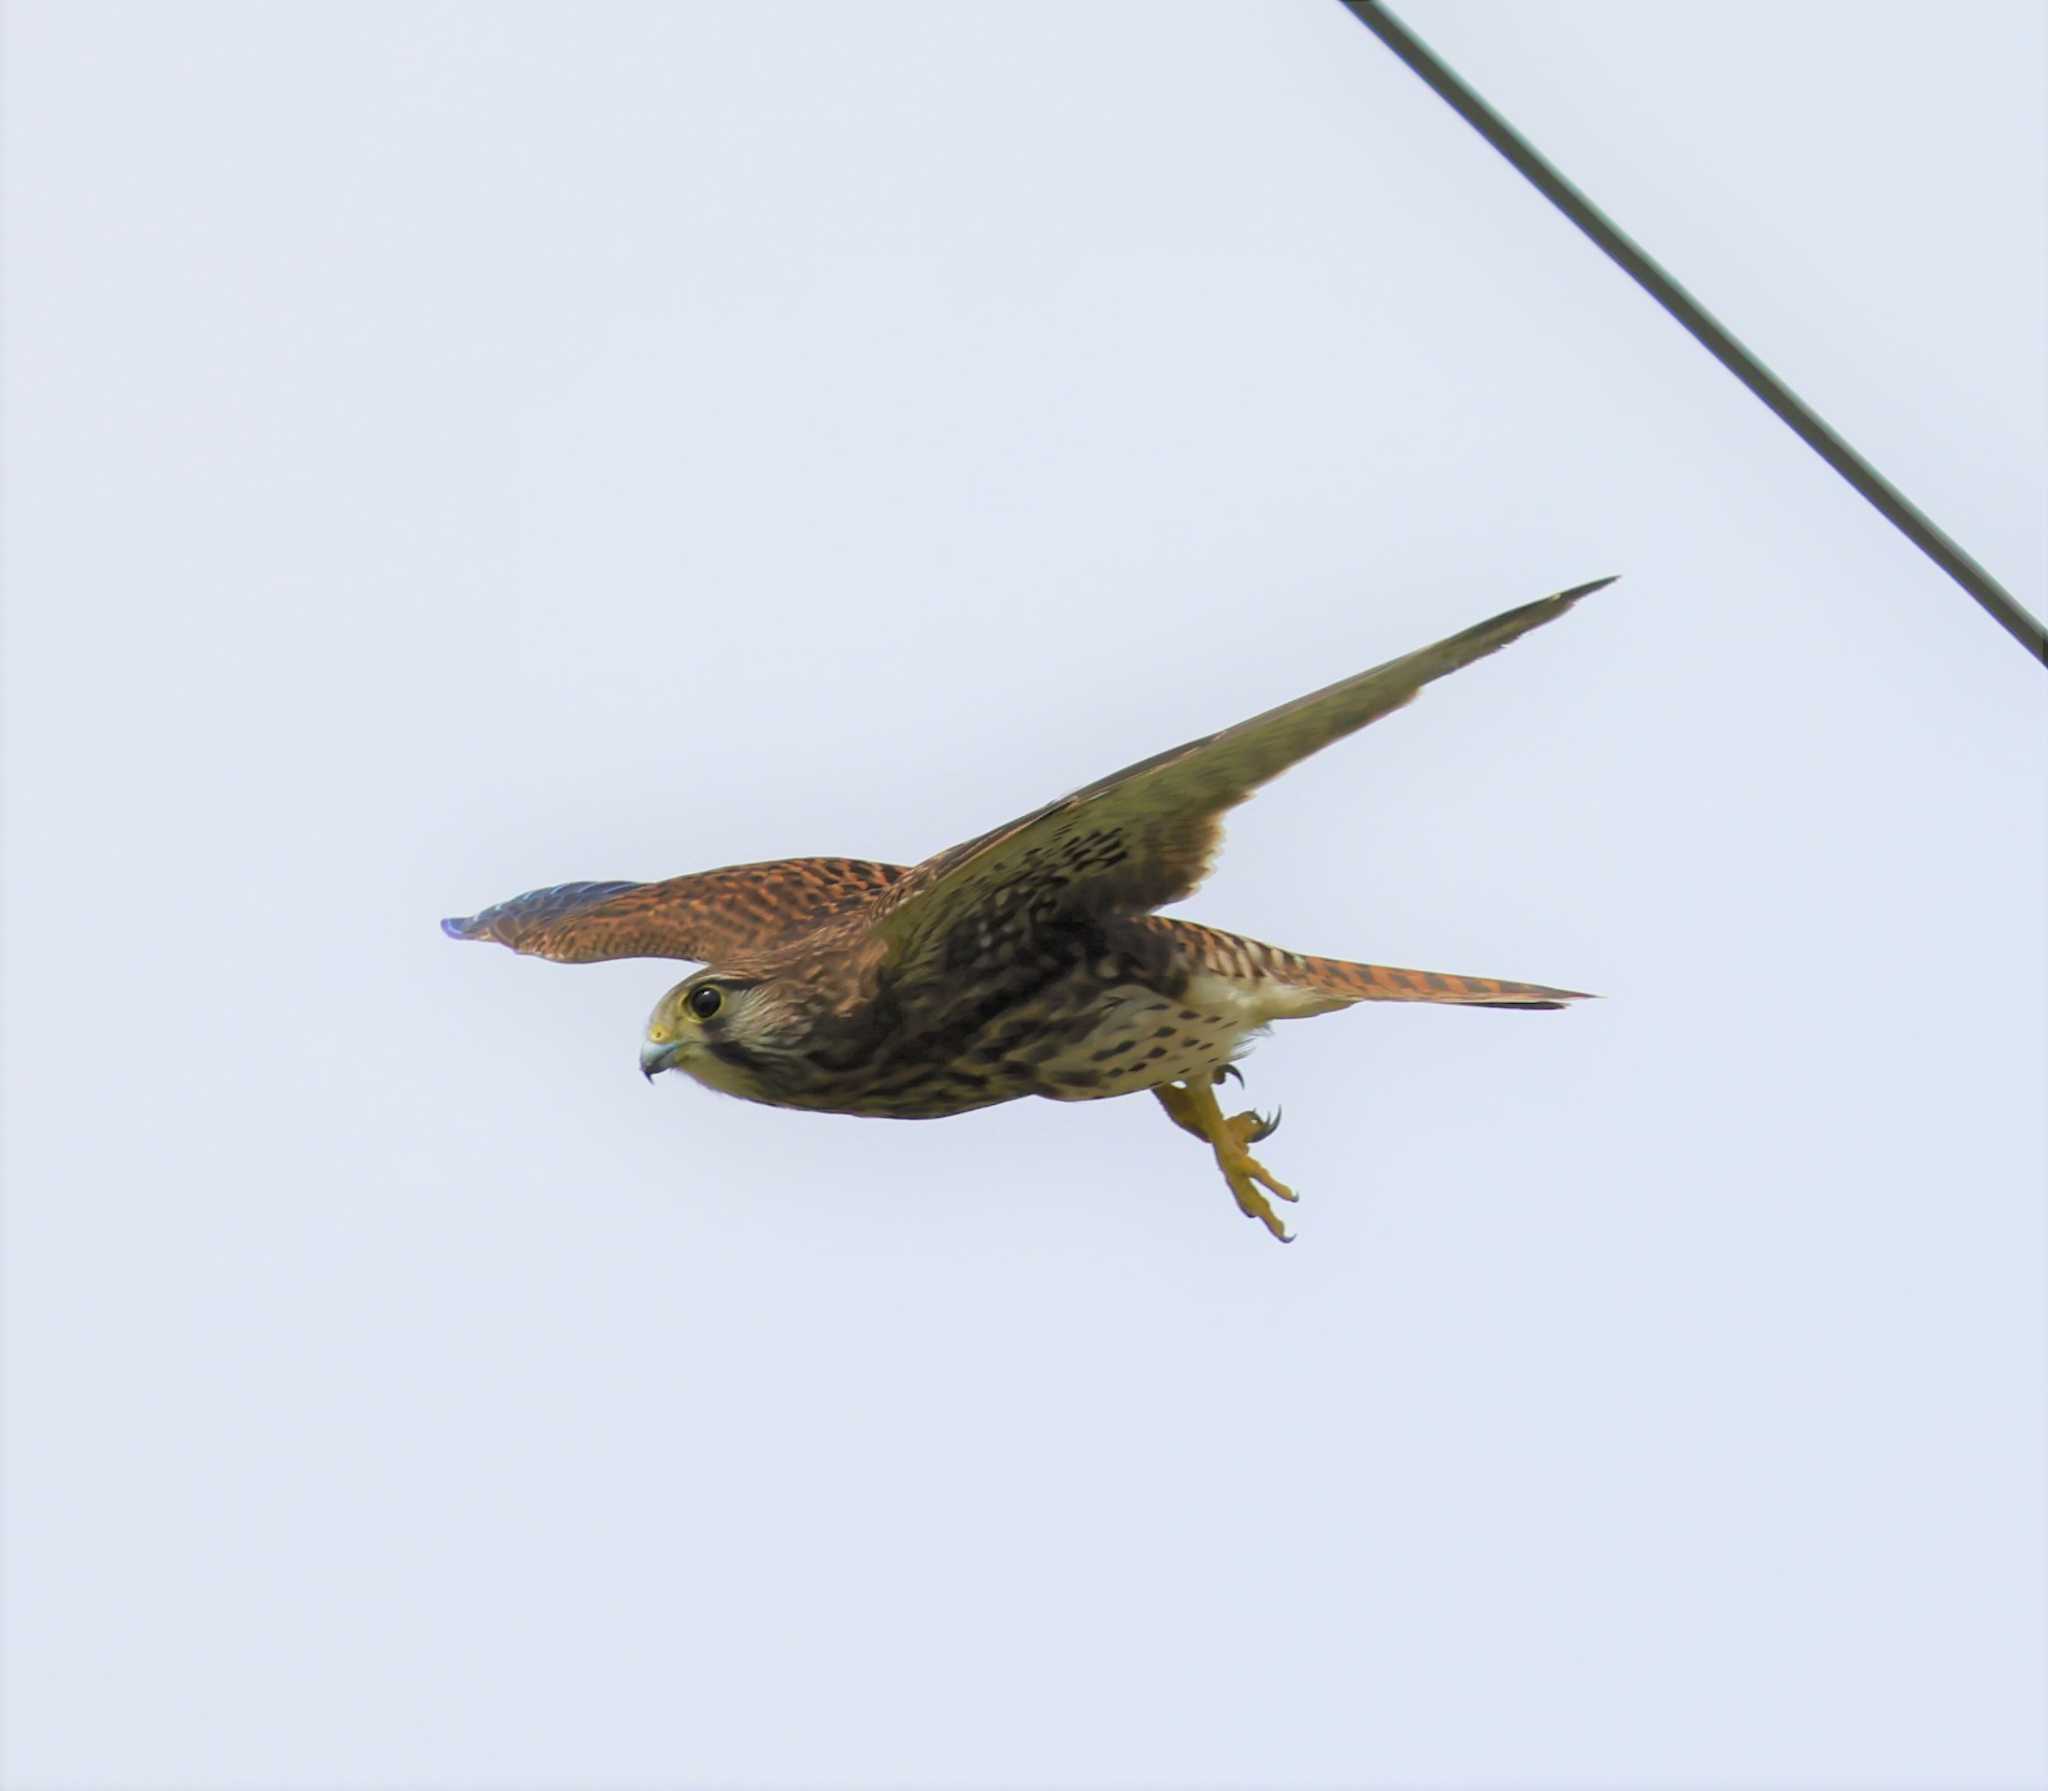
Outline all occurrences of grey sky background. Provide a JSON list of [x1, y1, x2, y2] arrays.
[[4, 3, 2043, 1786]]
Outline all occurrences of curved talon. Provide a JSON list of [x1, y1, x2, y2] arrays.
[[1215, 1063, 1244, 1089], [1234, 1197, 1292, 1241], [1223, 1108, 1283, 1153]]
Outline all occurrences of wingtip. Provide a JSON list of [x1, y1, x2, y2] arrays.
[[1558, 574, 1620, 603]]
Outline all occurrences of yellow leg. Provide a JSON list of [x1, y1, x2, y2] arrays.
[[1153, 1078, 1298, 1242]]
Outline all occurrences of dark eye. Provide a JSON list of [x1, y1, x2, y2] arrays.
[[687, 985, 724, 1021]]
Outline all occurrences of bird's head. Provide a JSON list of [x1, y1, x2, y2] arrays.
[[639, 971, 815, 1103]]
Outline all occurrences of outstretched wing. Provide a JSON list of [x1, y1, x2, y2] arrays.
[[871, 578, 1612, 976], [442, 857, 909, 965]]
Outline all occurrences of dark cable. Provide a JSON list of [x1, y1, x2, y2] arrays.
[[1335, 0, 2047, 667]]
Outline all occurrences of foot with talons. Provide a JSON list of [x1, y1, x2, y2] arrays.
[[1154, 1077, 1300, 1242]]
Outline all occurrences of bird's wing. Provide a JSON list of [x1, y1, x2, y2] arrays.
[[869, 579, 1612, 977], [442, 857, 909, 965]]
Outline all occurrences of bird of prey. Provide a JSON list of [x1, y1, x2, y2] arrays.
[[444, 579, 1608, 1240]]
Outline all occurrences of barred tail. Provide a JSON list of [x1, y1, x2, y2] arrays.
[[1138, 918, 1591, 1016], [1287, 953, 1591, 1010]]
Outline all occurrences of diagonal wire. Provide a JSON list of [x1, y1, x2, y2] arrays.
[[1335, 0, 2047, 668]]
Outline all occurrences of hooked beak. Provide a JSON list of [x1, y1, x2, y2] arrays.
[[640, 1039, 684, 1081]]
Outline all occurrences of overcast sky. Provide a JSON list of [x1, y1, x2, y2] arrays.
[[5, 3, 2043, 1786]]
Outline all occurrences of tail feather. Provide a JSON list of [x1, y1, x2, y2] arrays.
[[1289, 954, 1591, 1010], [1140, 917, 1591, 1015]]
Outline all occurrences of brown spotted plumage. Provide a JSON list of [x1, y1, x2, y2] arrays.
[[442, 858, 907, 968], [445, 578, 1610, 1239]]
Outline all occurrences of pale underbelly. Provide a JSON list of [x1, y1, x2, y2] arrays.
[[1022, 982, 1259, 1104]]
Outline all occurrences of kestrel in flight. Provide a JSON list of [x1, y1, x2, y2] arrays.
[[444, 579, 1608, 1239]]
